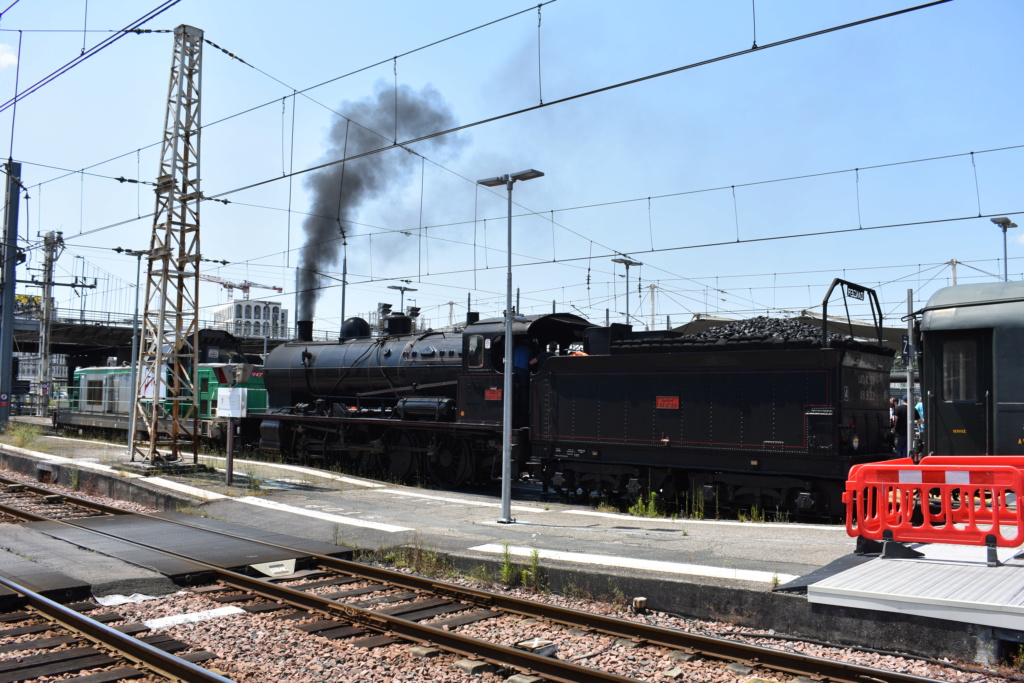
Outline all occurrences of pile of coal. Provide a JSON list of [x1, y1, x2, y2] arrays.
[[611, 316, 889, 354], [680, 316, 842, 344]]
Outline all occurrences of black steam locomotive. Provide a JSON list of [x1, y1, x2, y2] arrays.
[[260, 279, 896, 517]]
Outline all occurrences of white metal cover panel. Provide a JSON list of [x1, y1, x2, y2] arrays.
[[808, 546, 1024, 631]]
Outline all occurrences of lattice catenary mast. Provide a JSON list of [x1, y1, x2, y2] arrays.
[[131, 24, 203, 463]]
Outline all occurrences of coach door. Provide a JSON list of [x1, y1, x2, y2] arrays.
[[926, 330, 992, 455]]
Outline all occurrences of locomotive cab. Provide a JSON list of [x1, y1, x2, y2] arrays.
[[458, 313, 592, 427]]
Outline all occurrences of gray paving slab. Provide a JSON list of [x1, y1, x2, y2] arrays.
[[24, 520, 212, 585], [29, 514, 339, 582], [151, 511, 352, 559], [0, 524, 173, 599]]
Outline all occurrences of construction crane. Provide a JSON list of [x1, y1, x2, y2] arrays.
[[199, 274, 283, 300]]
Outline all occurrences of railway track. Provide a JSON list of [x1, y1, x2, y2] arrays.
[[0, 576, 230, 682], [0, 475, 958, 683]]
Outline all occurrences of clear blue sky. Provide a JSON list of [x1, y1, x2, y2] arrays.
[[0, 0, 1020, 334]]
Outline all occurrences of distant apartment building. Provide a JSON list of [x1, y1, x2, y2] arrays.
[[212, 299, 289, 339]]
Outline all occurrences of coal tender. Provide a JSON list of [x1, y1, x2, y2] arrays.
[[532, 279, 896, 517]]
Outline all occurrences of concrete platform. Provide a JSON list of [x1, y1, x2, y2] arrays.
[[0, 428, 1020, 664]]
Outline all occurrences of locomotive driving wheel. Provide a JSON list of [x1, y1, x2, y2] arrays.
[[426, 435, 471, 488], [382, 429, 419, 482]]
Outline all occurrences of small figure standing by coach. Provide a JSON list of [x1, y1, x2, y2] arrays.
[[892, 395, 922, 459]]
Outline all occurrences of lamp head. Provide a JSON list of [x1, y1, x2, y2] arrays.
[[477, 170, 544, 187], [476, 175, 506, 187], [509, 169, 544, 182], [992, 217, 1018, 229]]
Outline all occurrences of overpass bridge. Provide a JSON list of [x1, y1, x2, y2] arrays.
[[10, 307, 318, 383]]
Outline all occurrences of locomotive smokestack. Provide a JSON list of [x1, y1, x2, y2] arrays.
[[297, 320, 313, 342], [297, 83, 462, 322]]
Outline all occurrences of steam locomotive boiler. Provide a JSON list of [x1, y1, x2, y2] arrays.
[[259, 312, 593, 487]]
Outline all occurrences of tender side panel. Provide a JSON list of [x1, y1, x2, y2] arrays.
[[531, 348, 894, 484], [534, 357, 830, 454]]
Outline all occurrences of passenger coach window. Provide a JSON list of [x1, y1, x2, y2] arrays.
[[942, 340, 977, 401], [467, 335, 484, 369]]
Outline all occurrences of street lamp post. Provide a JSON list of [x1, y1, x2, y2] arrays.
[[339, 239, 347, 339], [477, 169, 544, 524], [114, 247, 147, 458], [991, 217, 1019, 282], [387, 282, 417, 314], [611, 257, 642, 324]]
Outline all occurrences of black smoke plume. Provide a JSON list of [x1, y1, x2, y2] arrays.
[[297, 82, 460, 322]]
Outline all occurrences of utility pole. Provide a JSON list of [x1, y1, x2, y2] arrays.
[[649, 283, 656, 330], [133, 25, 203, 463], [906, 289, 916, 459], [37, 231, 63, 417], [0, 162, 22, 428], [338, 238, 347, 339]]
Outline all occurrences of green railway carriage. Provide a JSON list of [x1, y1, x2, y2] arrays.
[[53, 330, 266, 445]]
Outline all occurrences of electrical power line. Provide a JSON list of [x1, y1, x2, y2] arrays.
[[0, 1, 181, 114]]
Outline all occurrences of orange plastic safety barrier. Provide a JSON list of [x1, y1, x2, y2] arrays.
[[844, 456, 1024, 547]]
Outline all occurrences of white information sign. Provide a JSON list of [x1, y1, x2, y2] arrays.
[[139, 366, 168, 400], [217, 387, 247, 418]]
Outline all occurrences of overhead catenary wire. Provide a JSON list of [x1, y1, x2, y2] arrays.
[[0, 1, 181, 114], [23, 127, 1024, 318], [25, 0, 957, 252], [46, 139, 1022, 293], [16, 0, 971, 315], [9, 0, 997, 324], [193, 1, 955, 211]]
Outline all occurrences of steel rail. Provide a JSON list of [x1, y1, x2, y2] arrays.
[[212, 570, 638, 683], [0, 575, 232, 683], [0, 475, 945, 683], [0, 500, 46, 521], [302, 555, 944, 683]]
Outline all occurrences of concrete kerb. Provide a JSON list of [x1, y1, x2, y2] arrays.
[[0, 446, 204, 512]]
